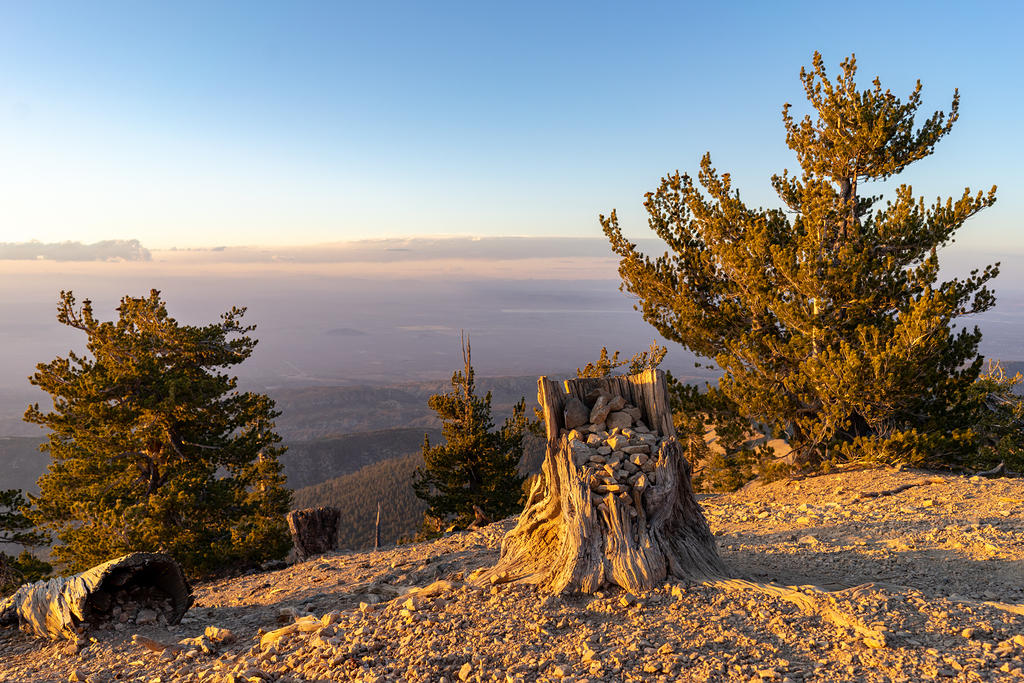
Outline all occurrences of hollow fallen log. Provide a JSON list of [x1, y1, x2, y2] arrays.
[[475, 369, 726, 594], [0, 552, 192, 640], [287, 506, 341, 560]]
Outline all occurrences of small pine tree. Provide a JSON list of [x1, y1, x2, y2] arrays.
[[602, 52, 1007, 469], [0, 489, 51, 593], [412, 335, 526, 531], [26, 290, 292, 576], [576, 341, 667, 378]]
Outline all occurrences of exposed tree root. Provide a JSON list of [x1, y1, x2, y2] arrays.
[[852, 477, 945, 501], [711, 578, 889, 648]]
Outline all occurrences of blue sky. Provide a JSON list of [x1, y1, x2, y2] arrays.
[[0, 1, 1019, 248]]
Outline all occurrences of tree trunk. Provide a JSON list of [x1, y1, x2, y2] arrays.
[[374, 501, 382, 551], [287, 506, 341, 560], [475, 369, 726, 594]]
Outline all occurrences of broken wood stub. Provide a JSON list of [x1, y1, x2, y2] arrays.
[[287, 506, 342, 560], [476, 368, 726, 594]]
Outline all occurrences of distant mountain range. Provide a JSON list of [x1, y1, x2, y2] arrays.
[[282, 428, 440, 490], [268, 375, 541, 442], [0, 375, 543, 499], [0, 427, 441, 498], [5, 361, 1021, 503], [0, 239, 151, 261], [150, 236, 647, 264]]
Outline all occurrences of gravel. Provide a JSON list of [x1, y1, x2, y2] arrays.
[[1, 467, 1021, 682]]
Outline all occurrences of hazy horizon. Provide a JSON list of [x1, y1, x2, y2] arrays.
[[0, 236, 703, 437], [2, 234, 1022, 439]]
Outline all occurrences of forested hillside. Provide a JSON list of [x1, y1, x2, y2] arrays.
[[291, 432, 546, 549], [292, 452, 427, 549]]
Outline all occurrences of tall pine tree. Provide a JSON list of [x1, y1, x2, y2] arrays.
[[412, 335, 526, 531], [26, 290, 292, 576], [602, 53, 1009, 469]]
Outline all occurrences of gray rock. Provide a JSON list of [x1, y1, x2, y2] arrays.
[[606, 411, 633, 430], [570, 441, 594, 467], [590, 395, 614, 425], [204, 626, 235, 644], [608, 395, 627, 412], [585, 388, 611, 404], [563, 397, 589, 430], [607, 434, 630, 451], [135, 608, 158, 625]]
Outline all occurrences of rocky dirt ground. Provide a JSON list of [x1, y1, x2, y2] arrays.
[[1, 467, 1022, 682]]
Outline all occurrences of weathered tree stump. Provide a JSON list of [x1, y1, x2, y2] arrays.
[[475, 369, 726, 594], [287, 506, 341, 559]]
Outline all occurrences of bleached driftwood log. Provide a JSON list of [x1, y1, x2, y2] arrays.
[[0, 552, 191, 640], [475, 369, 726, 594], [287, 506, 341, 559]]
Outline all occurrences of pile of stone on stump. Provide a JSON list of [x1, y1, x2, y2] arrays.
[[562, 388, 667, 517]]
